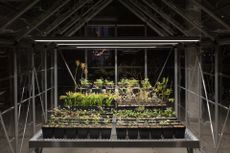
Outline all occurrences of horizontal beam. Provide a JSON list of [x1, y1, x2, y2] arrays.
[[34, 36, 200, 42]]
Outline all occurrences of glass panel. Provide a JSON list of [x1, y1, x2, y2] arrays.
[[58, 49, 85, 94], [87, 50, 115, 80], [118, 49, 144, 80], [87, 26, 115, 37]]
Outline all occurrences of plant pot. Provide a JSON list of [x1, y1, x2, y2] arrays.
[[150, 126, 162, 139], [65, 128, 77, 139], [132, 88, 140, 94], [106, 88, 115, 93], [127, 128, 138, 139], [139, 127, 150, 139], [92, 88, 102, 93], [42, 126, 53, 138], [53, 127, 65, 139], [174, 125, 186, 138], [116, 127, 127, 139], [77, 128, 88, 139], [162, 126, 174, 138], [89, 128, 100, 139], [101, 127, 112, 139]]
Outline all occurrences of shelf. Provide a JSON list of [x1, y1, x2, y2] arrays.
[[29, 129, 199, 148]]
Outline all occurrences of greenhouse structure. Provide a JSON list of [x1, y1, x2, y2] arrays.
[[0, 0, 230, 153]]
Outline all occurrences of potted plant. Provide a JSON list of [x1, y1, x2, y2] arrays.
[[173, 123, 186, 138], [92, 79, 104, 93], [100, 116, 112, 139], [65, 122, 77, 139], [159, 119, 174, 138], [141, 78, 152, 90], [80, 78, 91, 93], [104, 80, 115, 93], [127, 120, 139, 139], [88, 115, 100, 139], [42, 124, 54, 138], [53, 122, 66, 139], [116, 120, 127, 139], [150, 122, 162, 139], [138, 120, 150, 139]]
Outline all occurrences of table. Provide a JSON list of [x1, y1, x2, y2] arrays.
[[29, 129, 200, 153]]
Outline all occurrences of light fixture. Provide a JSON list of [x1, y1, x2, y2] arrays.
[[57, 42, 178, 46], [76, 46, 157, 49], [34, 38, 200, 43]]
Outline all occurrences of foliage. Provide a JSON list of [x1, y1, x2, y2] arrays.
[[59, 92, 115, 108], [153, 77, 174, 102], [80, 78, 91, 88], [104, 79, 114, 88], [93, 79, 104, 88], [141, 78, 152, 89]]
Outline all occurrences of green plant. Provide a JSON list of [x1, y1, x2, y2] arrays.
[[135, 106, 145, 112], [118, 79, 129, 88], [127, 79, 139, 88], [80, 78, 91, 88], [141, 78, 152, 89], [104, 80, 114, 88], [94, 79, 104, 88], [153, 77, 174, 102]]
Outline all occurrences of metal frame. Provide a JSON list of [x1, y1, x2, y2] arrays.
[[118, 0, 168, 37], [29, 129, 200, 153], [44, 0, 90, 35], [65, 0, 113, 36], [142, 0, 190, 36], [129, 0, 175, 36], [17, 0, 72, 41], [0, 0, 40, 30], [161, 0, 215, 41], [191, 0, 230, 30]]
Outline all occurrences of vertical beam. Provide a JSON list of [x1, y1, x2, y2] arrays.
[[44, 46, 48, 123], [84, 26, 88, 79], [185, 47, 188, 126], [144, 25, 147, 79], [115, 24, 118, 85], [214, 45, 219, 144], [13, 47, 18, 153], [50, 48, 54, 109], [174, 47, 178, 117], [54, 47, 58, 108], [32, 45, 36, 134]]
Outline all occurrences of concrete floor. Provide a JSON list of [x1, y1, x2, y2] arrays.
[[42, 148, 201, 153]]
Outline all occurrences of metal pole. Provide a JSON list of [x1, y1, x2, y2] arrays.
[[198, 57, 216, 146], [54, 47, 58, 108], [44, 46, 48, 122], [144, 25, 147, 79], [13, 48, 18, 153], [84, 26, 88, 80], [214, 45, 219, 144], [174, 47, 178, 117], [115, 24, 118, 85], [1, 0, 40, 29], [185, 47, 188, 126], [32, 45, 36, 134]]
